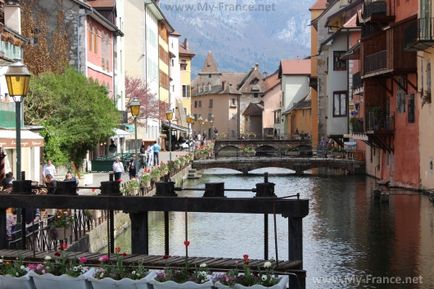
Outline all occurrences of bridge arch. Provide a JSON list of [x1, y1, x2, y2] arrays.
[[255, 145, 280, 157], [216, 145, 240, 158]]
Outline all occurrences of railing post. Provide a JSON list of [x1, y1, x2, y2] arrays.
[[164, 211, 170, 256], [12, 179, 32, 249], [0, 208, 6, 249], [130, 212, 149, 254], [288, 217, 304, 289]]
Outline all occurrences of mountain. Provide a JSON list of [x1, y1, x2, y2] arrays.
[[160, 0, 314, 76]]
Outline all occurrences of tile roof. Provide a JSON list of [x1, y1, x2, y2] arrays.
[[343, 10, 361, 28], [280, 59, 311, 76], [243, 102, 264, 116], [201, 51, 219, 73], [87, 0, 115, 8], [310, 0, 328, 10], [263, 72, 280, 93]]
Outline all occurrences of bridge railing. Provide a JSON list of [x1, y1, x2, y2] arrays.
[[0, 174, 309, 289]]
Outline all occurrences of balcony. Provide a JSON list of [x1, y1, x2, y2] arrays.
[[366, 111, 394, 132], [364, 50, 388, 75], [408, 18, 434, 50], [350, 118, 365, 134], [363, 0, 387, 18]]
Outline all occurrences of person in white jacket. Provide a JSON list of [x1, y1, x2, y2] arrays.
[[112, 157, 124, 181]]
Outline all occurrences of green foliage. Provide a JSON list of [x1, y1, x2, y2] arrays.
[[25, 67, 120, 167]]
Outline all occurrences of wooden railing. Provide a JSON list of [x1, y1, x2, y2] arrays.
[[364, 50, 388, 74]]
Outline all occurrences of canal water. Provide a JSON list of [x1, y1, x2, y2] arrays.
[[114, 169, 434, 289]]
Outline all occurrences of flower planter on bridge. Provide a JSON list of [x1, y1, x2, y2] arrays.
[[88, 273, 155, 289], [30, 270, 94, 289], [148, 278, 213, 289], [0, 273, 34, 289]]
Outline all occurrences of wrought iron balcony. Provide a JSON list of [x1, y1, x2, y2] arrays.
[[350, 118, 365, 134], [367, 111, 394, 132]]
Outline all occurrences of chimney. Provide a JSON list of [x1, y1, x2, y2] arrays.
[[255, 63, 259, 70], [184, 38, 189, 50], [4, 1, 21, 33]]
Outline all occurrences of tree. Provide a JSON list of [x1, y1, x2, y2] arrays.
[[125, 76, 168, 123], [25, 68, 120, 169]]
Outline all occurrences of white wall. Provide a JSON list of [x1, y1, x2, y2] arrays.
[[326, 33, 349, 135], [169, 35, 180, 112], [115, 0, 126, 111]]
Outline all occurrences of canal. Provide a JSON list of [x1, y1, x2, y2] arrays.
[[114, 169, 434, 289]]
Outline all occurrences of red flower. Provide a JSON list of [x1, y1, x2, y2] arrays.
[[59, 243, 68, 251], [54, 252, 61, 257], [243, 254, 249, 264], [79, 257, 88, 263], [121, 252, 127, 257], [163, 255, 170, 260], [184, 240, 190, 247], [115, 247, 121, 254]]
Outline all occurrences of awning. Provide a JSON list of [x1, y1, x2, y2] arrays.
[[112, 128, 131, 137], [162, 121, 189, 133], [0, 129, 44, 148]]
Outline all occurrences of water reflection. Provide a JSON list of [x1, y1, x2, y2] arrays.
[[114, 170, 434, 289]]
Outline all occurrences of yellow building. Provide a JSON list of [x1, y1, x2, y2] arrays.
[[179, 39, 195, 115], [416, 0, 434, 190], [283, 95, 312, 138], [309, 0, 327, 148]]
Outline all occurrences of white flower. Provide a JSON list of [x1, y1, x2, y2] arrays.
[[263, 261, 272, 268], [16, 272, 19, 276], [132, 271, 136, 275], [0, 259, 3, 264], [200, 263, 207, 268], [73, 267, 78, 272], [261, 275, 267, 281], [44, 256, 52, 261], [20, 265, 26, 270]]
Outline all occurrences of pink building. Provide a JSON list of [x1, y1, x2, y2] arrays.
[[86, 0, 123, 99]]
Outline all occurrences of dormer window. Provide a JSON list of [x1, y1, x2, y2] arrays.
[[250, 78, 259, 85]]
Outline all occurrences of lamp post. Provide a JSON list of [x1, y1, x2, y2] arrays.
[[129, 97, 141, 155], [5, 62, 31, 182], [186, 115, 194, 152], [165, 110, 174, 162]]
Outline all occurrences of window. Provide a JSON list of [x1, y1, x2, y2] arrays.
[[230, 98, 237, 107], [209, 99, 213, 108], [333, 51, 346, 71], [333, 91, 347, 117], [194, 101, 198, 108], [397, 89, 406, 113], [209, 74, 211, 78], [180, 62, 187, 70], [171, 59, 174, 66], [254, 93, 259, 98], [182, 85, 191, 97], [198, 100, 202, 107], [208, 113, 213, 120], [408, 94, 415, 123]]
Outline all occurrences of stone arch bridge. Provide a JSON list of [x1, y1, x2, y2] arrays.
[[192, 157, 365, 175]]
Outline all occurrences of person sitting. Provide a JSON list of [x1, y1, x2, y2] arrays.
[[1, 172, 14, 192], [45, 174, 57, 195]]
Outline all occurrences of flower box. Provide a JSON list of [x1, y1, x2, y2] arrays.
[[88, 270, 155, 289], [231, 276, 289, 289], [29, 269, 94, 289], [0, 273, 35, 289], [148, 278, 213, 289]]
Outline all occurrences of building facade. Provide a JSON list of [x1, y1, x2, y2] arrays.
[[179, 38, 195, 116]]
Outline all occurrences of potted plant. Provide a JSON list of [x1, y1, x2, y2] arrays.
[[140, 173, 151, 189], [49, 209, 74, 241], [148, 241, 213, 289], [88, 247, 154, 289], [0, 256, 34, 289], [28, 246, 94, 289], [212, 255, 288, 289]]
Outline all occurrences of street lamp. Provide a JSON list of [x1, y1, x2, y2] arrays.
[[129, 97, 141, 155], [165, 110, 174, 162], [5, 62, 31, 182], [186, 115, 194, 152]]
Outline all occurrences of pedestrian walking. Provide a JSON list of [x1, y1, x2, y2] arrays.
[[147, 145, 154, 167], [42, 160, 56, 179], [152, 141, 161, 166], [112, 157, 124, 181], [128, 157, 137, 180]]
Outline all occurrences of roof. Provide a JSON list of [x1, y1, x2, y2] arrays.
[[283, 95, 311, 115], [263, 71, 280, 93], [200, 51, 219, 73], [221, 73, 246, 87], [243, 102, 264, 116], [310, 0, 328, 11], [343, 11, 359, 28], [87, 0, 115, 8], [280, 59, 311, 76], [0, 129, 44, 148], [179, 41, 195, 57], [325, 0, 363, 28]]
